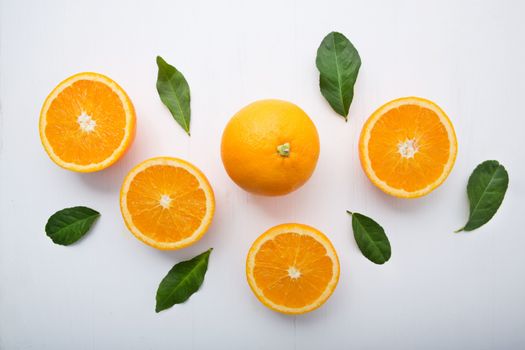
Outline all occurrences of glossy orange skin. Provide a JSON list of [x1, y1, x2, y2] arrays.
[[221, 99, 320, 196]]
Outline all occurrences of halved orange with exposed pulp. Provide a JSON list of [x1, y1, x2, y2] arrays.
[[246, 223, 339, 314], [39, 72, 135, 172], [120, 157, 215, 250], [359, 97, 457, 198]]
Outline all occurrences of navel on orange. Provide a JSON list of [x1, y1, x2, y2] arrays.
[[246, 223, 339, 314], [359, 97, 457, 198], [221, 99, 320, 196], [39, 72, 136, 172], [120, 157, 215, 250]]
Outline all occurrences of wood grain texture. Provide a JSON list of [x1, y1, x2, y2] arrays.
[[0, 0, 524, 349]]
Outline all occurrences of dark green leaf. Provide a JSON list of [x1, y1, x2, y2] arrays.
[[45, 206, 100, 245], [316, 32, 361, 120], [347, 211, 391, 264], [156, 55, 191, 135], [155, 248, 212, 312], [456, 160, 509, 232]]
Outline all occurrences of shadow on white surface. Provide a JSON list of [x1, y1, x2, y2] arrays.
[[76, 147, 137, 195]]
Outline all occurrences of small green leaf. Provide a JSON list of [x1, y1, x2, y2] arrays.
[[347, 211, 391, 264], [316, 32, 361, 120], [156, 55, 191, 135], [155, 248, 212, 313], [45, 206, 100, 246], [456, 160, 509, 232]]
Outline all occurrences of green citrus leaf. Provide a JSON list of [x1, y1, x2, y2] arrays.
[[347, 211, 391, 264], [456, 160, 509, 232], [156, 55, 191, 135], [45, 206, 100, 246], [155, 248, 212, 313], [316, 32, 361, 120]]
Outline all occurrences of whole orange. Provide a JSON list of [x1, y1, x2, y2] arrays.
[[221, 99, 320, 196]]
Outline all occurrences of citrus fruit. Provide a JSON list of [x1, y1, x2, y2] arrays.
[[39, 72, 136, 172], [221, 99, 320, 196], [120, 157, 215, 250], [246, 223, 340, 314], [359, 97, 457, 198]]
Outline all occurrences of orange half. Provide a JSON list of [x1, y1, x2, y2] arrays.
[[120, 157, 215, 250], [246, 223, 340, 315], [39, 72, 135, 172], [359, 97, 457, 198]]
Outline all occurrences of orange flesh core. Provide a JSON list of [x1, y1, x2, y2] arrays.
[[126, 165, 207, 243], [253, 232, 334, 308], [44, 80, 126, 165], [368, 104, 451, 192]]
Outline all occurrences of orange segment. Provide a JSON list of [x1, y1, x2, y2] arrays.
[[246, 223, 339, 314], [120, 157, 215, 250], [39, 72, 135, 172], [359, 97, 457, 198]]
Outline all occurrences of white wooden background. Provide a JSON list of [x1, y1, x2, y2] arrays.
[[1, 0, 524, 349]]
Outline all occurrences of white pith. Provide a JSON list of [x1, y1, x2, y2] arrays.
[[397, 138, 418, 159], [287, 266, 301, 279], [159, 194, 172, 209], [77, 112, 96, 133]]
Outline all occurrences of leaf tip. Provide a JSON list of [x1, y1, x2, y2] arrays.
[[155, 300, 166, 313], [325, 31, 341, 40], [156, 55, 169, 69], [454, 228, 464, 233], [346, 210, 353, 215]]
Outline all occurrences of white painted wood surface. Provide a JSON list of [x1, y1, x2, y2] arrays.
[[1, 0, 524, 348]]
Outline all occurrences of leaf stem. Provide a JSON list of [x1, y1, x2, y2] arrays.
[[276, 143, 290, 157], [346, 210, 353, 215]]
